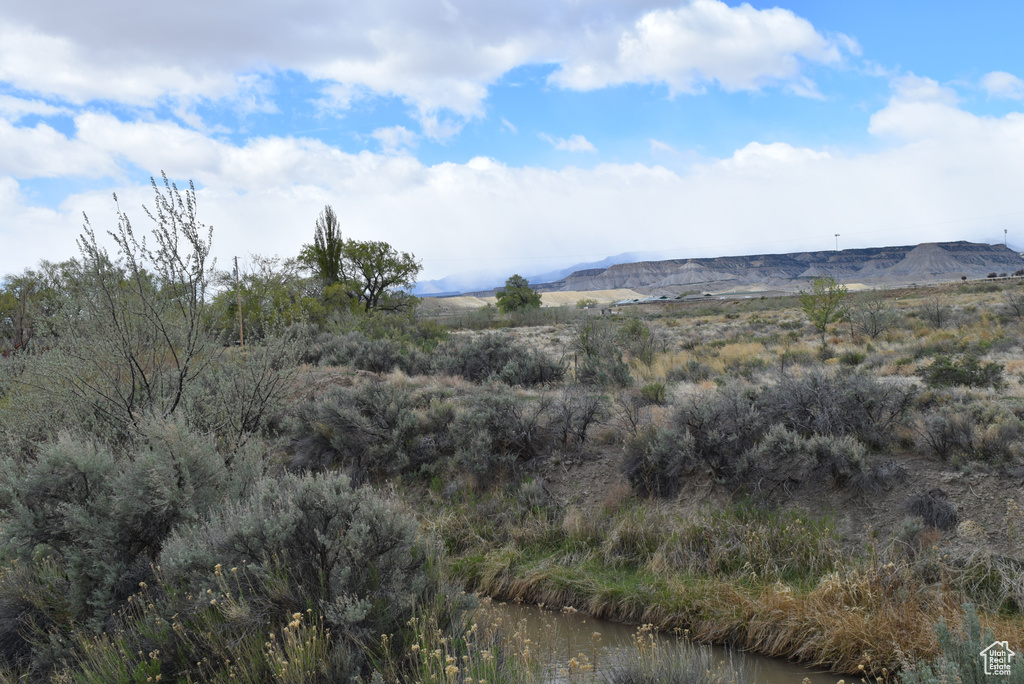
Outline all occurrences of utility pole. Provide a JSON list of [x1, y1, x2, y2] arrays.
[[834, 234, 840, 251], [1005, 229, 1008, 247], [234, 256, 244, 348]]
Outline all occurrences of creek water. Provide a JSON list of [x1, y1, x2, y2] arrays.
[[481, 600, 841, 684]]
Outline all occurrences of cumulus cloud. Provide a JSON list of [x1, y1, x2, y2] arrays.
[[540, 133, 597, 152], [982, 71, 1024, 100], [0, 177, 81, 273], [0, 94, 68, 121], [372, 125, 419, 155], [0, 0, 851, 130], [0, 118, 118, 178], [0, 24, 238, 106], [549, 0, 853, 95], [4, 81, 1024, 284]]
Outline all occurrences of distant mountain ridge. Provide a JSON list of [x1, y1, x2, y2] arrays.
[[534, 242, 1024, 294], [415, 252, 649, 295]]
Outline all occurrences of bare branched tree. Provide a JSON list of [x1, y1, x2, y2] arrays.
[[849, 289, 901, 338], [59, 173, 216, 433]]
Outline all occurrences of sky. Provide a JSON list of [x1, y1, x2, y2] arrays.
[[3, 1, 1024, 291]]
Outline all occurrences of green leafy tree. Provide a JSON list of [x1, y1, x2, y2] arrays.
[[208, 255, 324, 343], [0, 263, 70, 353], [799, 276, 849, 345], [341, 239, 421, 312], [495, 274, 542, 313], [299, 205, 345, 287], [299, 205, 421, 313]]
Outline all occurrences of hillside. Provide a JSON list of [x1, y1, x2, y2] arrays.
[[536, 241, 1024, 294]]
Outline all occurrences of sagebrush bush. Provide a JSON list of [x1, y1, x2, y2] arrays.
[[0, 418, 261, 627], [183, 338, 296, 446], [739, 425, 868, 504], [667, 381, 767, 481], [851, 459, 909, 499], [664, 359, 715, 383], [622, 426, 696, 498], [433, 332, 564, 385], [159, 472, 432, 678], [450, 387, 550, 484], [625, 371, 909, 499], [617, 317, 663, 366], [902, 604, 1024, 684], [761, 368, 915, 449], [917, 398, 1024, 463], [316, 330, 431, 375], [288, 380, 424, 482]]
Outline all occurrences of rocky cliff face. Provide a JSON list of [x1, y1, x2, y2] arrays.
[[539, 242, 1024, 293]]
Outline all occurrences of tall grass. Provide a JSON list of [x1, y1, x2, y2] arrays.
[[423, 492, 1024, 677]]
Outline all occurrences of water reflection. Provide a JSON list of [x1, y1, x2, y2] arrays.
[[481, 600, 840, 684]]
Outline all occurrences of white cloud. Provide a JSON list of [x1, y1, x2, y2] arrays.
[[541, 133, 597, 152], [0, 118, 118, 178], [982, 71, 1024, 100], [0, 177, 81, 274], [6, 81, 1024, 284], [0, 0, 851, 129], [501, 118, 518, 134], [372, 125, 419, 155], [549, 0, 852, 95], [868, 75, 978, 141], [0, 24, 238, 106], [0, 94, 67, 121], [649, 138, 676, 154]]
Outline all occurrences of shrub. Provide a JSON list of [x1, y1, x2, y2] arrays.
[[288, 380, 422, 482], [158, 472, 432, 679], [919, 296, 952, 328], [920, 354, 1004, 389], [906, 489, 959, 531], [316, 330, 426, 375], [0, 419, 260, 625], [761, 369, 915, 449], [450, 388, 550, 484], [851, 459, 909, 499], [184, 338, 296, 447], [917, 399, 1024, 463], [670, 381, 767, 481], [618, 317, 662, 366], [839, 351, 866, 366], [626, 372, 912, 498], [739, 426, 868, 504], [549, 385, 604, 450], [433, 332, 563, 386], [570, 318, 633, 387], [640, 381, 667, 405], [41, 176, 217, 438], [622, 426, 696, 498], [352, 336, 405, 373], [665, 360, 715, 383], [901, 605, 1024, 684], [849, 290, 901, 338]]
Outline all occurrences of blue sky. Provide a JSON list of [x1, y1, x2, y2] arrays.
[[2, 1, 1024, 290]]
